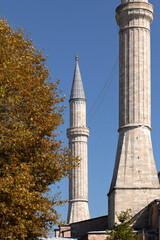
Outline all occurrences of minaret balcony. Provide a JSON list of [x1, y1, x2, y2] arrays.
[[116, 2, 153, 29], [67, 127, 89, 138]]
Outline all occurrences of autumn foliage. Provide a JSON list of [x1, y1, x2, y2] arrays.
[[0, 19, 76, 239]]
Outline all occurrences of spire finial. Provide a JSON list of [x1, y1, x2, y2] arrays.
[[75, 54, 78, 62]]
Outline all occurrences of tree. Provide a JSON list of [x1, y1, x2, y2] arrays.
[[0, 19, 77, 239], [107, 209, 141, 240]]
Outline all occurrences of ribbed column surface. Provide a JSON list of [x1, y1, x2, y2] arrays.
[[118, 3, 153, 129], [67, 101, 90, 224]]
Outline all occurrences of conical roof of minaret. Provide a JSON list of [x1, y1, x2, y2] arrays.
[[70, 56, 86, 100]]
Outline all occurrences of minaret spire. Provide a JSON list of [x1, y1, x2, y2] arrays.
[[67, 56, 90, 224], [70, 55, 85, 100], [108, 0, 160, 228]]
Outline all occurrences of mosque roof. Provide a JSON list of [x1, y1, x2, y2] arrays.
[[70, 56, 86, 100]]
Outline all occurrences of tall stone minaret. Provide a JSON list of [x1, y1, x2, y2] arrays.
[[67, 56, 90, 224], [108, 0, 160, 228]]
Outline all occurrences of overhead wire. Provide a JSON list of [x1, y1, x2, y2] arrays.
[[87, 57, 119, 123]]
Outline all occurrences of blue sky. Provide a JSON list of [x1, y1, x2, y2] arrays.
[[1, 0, 160, 236]]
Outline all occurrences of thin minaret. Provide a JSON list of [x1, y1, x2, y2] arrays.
[[108, 0, 160, 228], [67, 56, 90, 224]]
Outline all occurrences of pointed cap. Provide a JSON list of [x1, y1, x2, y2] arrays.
[[70, 55, 86, 100]]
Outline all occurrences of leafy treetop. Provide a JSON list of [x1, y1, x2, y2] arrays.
[[107, 209, 141, 240], [0, 19, 77, 239]]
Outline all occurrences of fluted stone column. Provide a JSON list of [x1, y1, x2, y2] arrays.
[[67, 56, 90, 224], [108, 0, 160, 228]]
